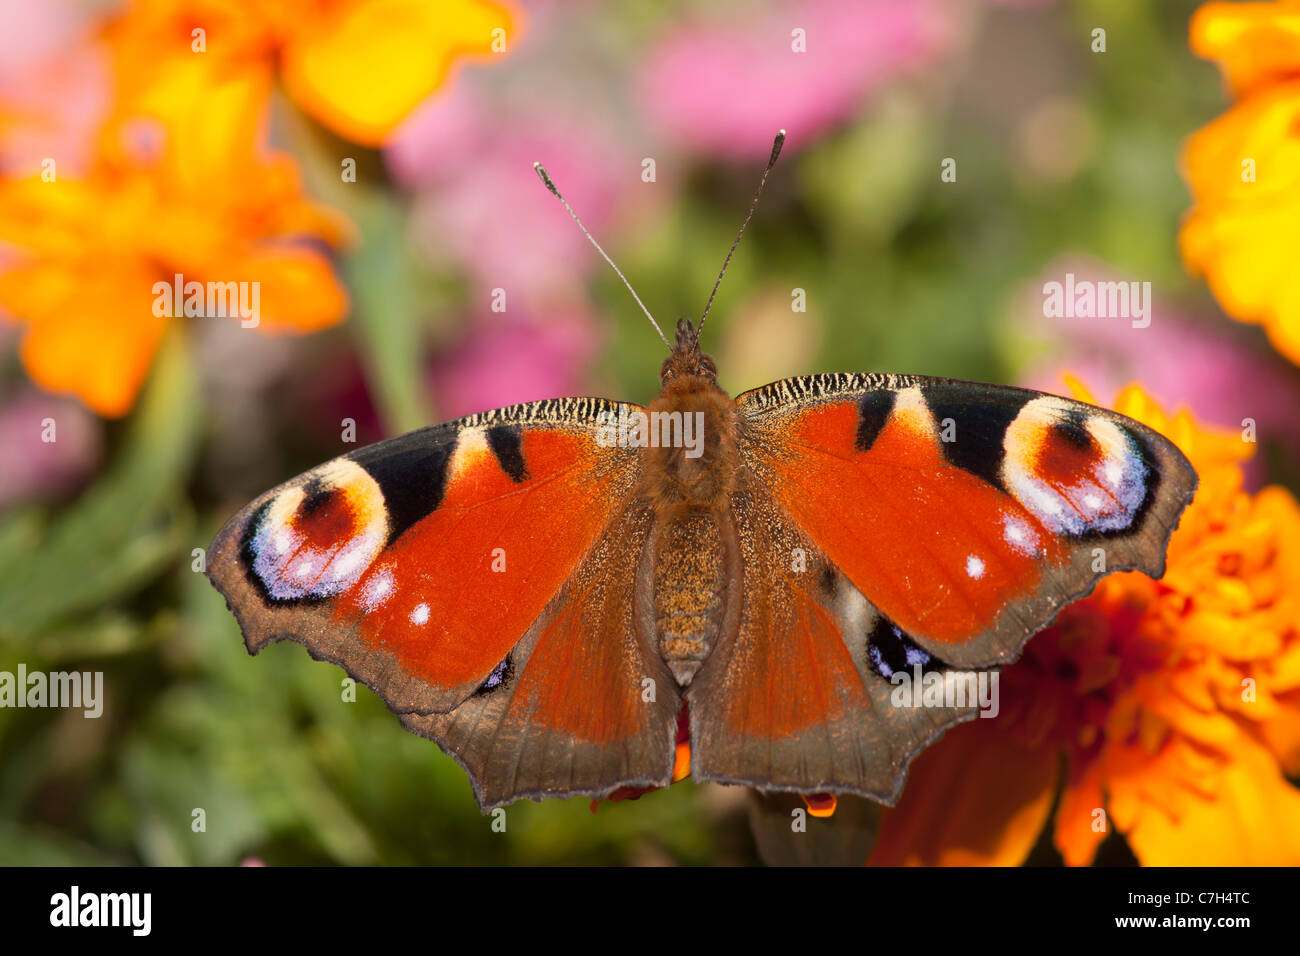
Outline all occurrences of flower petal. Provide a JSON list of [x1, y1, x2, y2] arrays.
[[869, 720, 1056, 866], [1123, 735, 1300, 864], [281, 0, 516, 146], [5, 261, 167, 417]]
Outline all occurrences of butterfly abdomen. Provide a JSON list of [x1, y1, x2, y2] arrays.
[[648, 506, 738, 686]]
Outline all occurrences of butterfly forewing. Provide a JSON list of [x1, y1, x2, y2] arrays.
[[206, 397, 645, 717], [735, 373, 1198, 670]]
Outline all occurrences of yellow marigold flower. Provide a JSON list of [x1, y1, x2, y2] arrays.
[[869, 381, 1300, 866], [1180, 0, 1300, 365], [0, 81, 350, 417], [108, 0, 519, 147], [1190, 0, 1300, 97]]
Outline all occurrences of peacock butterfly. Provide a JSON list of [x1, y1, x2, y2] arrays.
[[206, 132, 1197, 812]]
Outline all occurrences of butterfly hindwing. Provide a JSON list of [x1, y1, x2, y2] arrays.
[[402, 503, 681, 809], [736, 374, 1198, 669], [206, 397, 645, 717], [687, 472, 982, 802]]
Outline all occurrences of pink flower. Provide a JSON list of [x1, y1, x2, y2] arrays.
[[0, 385, 101, 511], [428, 305, 599, 420], [0, 0, 109, 176], [638, 0, 946, 158], [387, 81, 637, 302]]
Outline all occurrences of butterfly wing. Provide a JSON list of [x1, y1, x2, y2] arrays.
[[206, 396, 650, 722], [734, 374, 1197, 668], [688, 373, 1196, 801], [687, 471, 982, 801], [403, 502, 681, 809]]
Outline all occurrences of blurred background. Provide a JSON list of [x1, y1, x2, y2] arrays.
[[1, 0, 1297, 865]]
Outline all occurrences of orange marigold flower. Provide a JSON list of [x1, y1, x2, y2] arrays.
[[1180, 0, 1300, 365], [0, 79, 350, 417], [869, 381, 1300, 866], [107, 0, 519, 147]]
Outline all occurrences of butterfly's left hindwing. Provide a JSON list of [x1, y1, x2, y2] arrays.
[[735, 374, 1198, 670], [403, 503, 682, 809], [206, 397, 646, 719]]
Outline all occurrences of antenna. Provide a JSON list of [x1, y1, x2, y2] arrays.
[[533, 162, 672, 350], [698, 129, 785, 333]]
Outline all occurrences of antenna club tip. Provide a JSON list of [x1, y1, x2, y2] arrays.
[[533, 162, 560, 196], [768, 130, 786, 167]]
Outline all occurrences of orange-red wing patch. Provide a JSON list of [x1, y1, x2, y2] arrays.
[[340, 428, 630, 693], [509, 528, 654, 747], [772, 396, 1064, 645], [706, 576, 865, 741], [206, 398, 643, 716]]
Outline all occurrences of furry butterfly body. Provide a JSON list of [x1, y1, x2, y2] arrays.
[[207, 317, 1196, 811]]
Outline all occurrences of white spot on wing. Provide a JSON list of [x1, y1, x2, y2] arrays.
[[360, 568, 395, 611], [1002, 515, 1041, 556]]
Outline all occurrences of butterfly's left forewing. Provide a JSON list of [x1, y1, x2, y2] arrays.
[[208, 396, 684, 808]]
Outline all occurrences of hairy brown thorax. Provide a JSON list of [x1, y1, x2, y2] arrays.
[[639, 319, 742, 686]]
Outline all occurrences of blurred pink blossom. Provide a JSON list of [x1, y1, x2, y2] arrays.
[[427, 306, 600, 421], [638, 0, 946, 158], [0, 385, 102, 511], [387, 82, 637, 302], [0, 0, 109, 176]]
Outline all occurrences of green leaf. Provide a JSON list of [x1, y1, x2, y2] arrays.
[[344, 191, 438, 434]]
